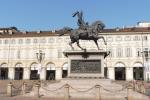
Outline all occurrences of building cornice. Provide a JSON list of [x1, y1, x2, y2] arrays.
[[0, 27, 150, 38]]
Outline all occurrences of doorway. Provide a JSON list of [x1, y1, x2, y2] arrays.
[[46, 70, 55, 80], [30, 70, 39, 80], [0, 68, 8, 80], [115, 67, 126, 80], [14, 67, 23, 80], [62, 70, 68, 78], [133, 67, 144, 80]]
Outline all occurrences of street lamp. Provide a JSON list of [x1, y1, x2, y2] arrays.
[[36, 50, 45, 79], [141, 50, 150, 82]]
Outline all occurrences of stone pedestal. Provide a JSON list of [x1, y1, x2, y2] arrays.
[[95, 85, 101, 100], [33, 84, 40, 97], [64, 84, 70, 100], [22, 82, 27, 95], [7, 82, 12, 96], [63, 50, 107, 78], [127, 84, 133, 100]]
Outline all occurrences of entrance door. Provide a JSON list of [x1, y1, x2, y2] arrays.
[[0, 68, 8, 80], [133, 67, 144, 80], [46, 70, 55, 80], [15, 68, 23, 80], [62, 70, 68, 78], [30, 70, 39, 80], [115, 67, 126, 80]]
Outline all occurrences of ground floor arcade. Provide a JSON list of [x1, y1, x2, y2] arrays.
[[0, 67, 68, 80], [0, 62, 68, 80], [0, 62, 144, 81], [107, 62, 144, 81], [0, 67, 144, 81]]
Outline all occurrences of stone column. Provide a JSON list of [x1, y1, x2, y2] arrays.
[[126, 67, 133, 81], [23, 67, 30, 80], [8, 67, 14, 80], [55, 67, 62, 80], [108, 67, 115, 80], [7, 82, 12, 96], [40, 67, 46, 80]]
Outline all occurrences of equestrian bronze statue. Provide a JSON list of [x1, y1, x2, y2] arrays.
[[56, 11, 107, 50]]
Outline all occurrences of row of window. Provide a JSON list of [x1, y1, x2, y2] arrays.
[[108, 48, 148, 58], [0, 49, 64, 59], [0, 35, 148, 45], [0, 37, 70, 45], [107, 35, 148, 42], [0, 47, 148, 59]]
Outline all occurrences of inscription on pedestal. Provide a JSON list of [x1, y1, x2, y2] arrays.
[[71, 60, 101, 73]]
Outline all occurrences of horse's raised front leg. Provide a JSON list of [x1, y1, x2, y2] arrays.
[[98, 36, 107, 45], [94, 40, 100, 50], [102, 36, 107, 45], [69, 41, 74, 50], [77, 41, 84, 50]]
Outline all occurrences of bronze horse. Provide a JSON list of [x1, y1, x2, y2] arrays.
[[56, 21, 107, 50]]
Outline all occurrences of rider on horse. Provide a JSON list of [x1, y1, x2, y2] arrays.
[[72, 11, 93, 38]]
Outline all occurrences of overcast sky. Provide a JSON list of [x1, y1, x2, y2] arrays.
[[0, 0, 149, 31]]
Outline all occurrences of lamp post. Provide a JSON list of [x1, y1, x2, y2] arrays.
[[36, 50, 45, 80], [142, 50, 150, 82]]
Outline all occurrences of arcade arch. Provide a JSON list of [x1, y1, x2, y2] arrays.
[[115, 62, 126, 80], [46, 63, 55, 80], [133, 62, 144, 80], [14, 63, 23, 80], [0, 63, 8, 80], [30, 62, 39, 80], [62, 63, 68, 78]]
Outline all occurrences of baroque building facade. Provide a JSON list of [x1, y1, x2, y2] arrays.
[[0, 26, 150, 81]]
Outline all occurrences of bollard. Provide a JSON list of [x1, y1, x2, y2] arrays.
[[64, 84, 70, 100], [134, 83, 138, 91], [33, 83, 40, 98], [22, 82, 27, 95], [140, 84, 145, 94], [7, 82, 12, 97], [127, 84, 133, 100], [132, 81, 135, 91], [95, 85, 101, 100], [32, 81, 37, 91], [38, 80, 41, 87]]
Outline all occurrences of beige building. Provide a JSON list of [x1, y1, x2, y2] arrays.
[[0, 26, 149, 81], [137, 22, 150, 27]]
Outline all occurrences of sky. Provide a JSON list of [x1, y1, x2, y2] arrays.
[[0, 0, 150, 31]]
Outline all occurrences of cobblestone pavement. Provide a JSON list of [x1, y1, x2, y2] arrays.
[[0, 80, 150, 100]]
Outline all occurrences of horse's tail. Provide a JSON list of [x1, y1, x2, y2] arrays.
[[56, 27, 72, 36]]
